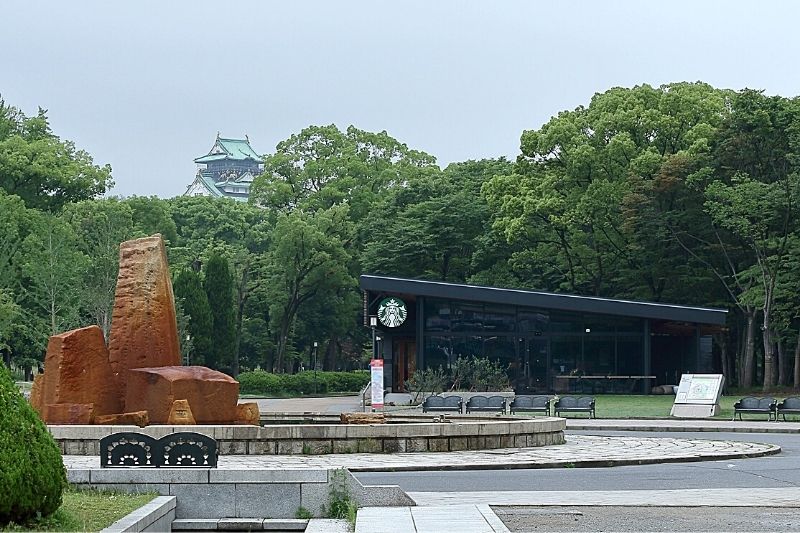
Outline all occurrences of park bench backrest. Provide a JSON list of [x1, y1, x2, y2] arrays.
[[443, 396, 463, 408], [779, 397, 800, 410], [486, 395, 506, 408], [468, 395, 489, 408], [556, 396, 594, 409], [511, 395, 551, 409], [737, 397, 775, 410], [424, 396, 446, 408]]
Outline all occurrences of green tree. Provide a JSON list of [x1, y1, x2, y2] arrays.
[[15, 213, 87, 335], [203, 253, 236, 370], [61, 199, 137, 337], [256, 206, 354, 372], [174, 269, 213, 366], [0, 364, 66, 524], [484, 82, 729, 300], [0, 98, 112, 211], [701, 90, 800, 389]]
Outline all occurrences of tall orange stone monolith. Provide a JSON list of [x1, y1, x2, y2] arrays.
[[39, 325, 122, 417], [107, 234, 181, 395]]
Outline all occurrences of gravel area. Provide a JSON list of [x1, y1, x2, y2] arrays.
[[493, 506, 800, 532]]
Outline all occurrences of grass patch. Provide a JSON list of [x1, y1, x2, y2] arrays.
[[531, 394, 789, 420], [3, 488, 156, 532]]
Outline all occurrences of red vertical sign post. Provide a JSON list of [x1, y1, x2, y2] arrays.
[[370, 359, 384, 410]]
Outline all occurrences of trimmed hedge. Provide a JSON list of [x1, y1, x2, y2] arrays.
[[238, 370, 370, 396], [0, 364, 67, 525]]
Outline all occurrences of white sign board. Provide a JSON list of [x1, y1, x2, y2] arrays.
[[671, 373, 724, 418], [370, 359, 384, 409]]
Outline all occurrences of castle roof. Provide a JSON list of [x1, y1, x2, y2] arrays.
[[194, 135, 261, 164]]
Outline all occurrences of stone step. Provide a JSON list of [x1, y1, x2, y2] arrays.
[[172, 518, 309, 531]]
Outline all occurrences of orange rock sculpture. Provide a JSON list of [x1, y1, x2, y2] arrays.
[[236, 402, 260, 426], [38, 325, 122, 418], [29, 374, 44, 417], [108, 235, 181, 396], [45, 403, 94, 424], [32, 233, 245, 426], [95, 411, 150, 427], [125, 366, 239, 424], [167, 399, 197, 425]]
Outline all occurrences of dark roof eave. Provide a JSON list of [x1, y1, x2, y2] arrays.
[[359, 275, 728, 325]]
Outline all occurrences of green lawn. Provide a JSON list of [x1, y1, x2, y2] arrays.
[[3, 489, 156, 532], [552, 394, 791, 420]]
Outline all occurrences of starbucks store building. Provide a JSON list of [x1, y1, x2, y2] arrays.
[[361, 275, 727, 395]]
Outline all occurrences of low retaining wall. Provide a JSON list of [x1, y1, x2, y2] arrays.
[[69, 468, 412, 519], [100, 496, 175, 532], [50, 415, 565, 455]]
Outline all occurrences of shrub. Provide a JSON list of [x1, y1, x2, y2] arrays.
[[0, 364, 67, 525], [237, 370, 369, 396]]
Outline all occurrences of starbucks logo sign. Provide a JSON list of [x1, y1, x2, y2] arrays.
[[377, 297, 407, 328]]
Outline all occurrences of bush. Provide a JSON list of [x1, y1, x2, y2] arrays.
[[406, 356, 511, 397], [238, 370, 369, 396], [0, 364, 67, 525]]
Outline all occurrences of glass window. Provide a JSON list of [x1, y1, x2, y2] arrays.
[[583, 314, 615, 334], [614, 316, 644, 334], [424, 336, 451, 370], [451, 335, 484, 359], [483, 305, 516, 333], [584, 337, 614, 375], [518, 309, 549, 335], [551, 337, 581, 375], [424, 298, 451, 332], [550, 312, 583, 334], [617, 337, 644, 375], [452, 303, 484, 332]]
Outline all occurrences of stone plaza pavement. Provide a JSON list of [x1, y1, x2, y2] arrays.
[[63, 433, 779, 472]]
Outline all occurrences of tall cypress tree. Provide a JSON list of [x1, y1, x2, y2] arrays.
[[203, 253, 236, 370], [173, 269, 213, 366]]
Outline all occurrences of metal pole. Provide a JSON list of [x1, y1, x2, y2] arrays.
[[313, 341, 318, 395]]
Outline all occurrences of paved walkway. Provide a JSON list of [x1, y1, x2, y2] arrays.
[[64, 434, 779, 472], [356, 504, 510, 533]]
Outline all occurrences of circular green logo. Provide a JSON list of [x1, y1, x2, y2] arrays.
[[378, 297, 407, 327]]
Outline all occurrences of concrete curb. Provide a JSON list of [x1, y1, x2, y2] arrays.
[[339, 443, 782, 472], [567, 421, 800, 433], [100, 496, 176, 533]]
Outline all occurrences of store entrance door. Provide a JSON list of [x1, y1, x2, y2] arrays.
[[393, 338, 416, 392], [517, 337, 550, 393]]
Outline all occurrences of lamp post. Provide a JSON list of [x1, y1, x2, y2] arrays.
[[184, 334, 191, 366], [369, 316, 378, 360], [313, 341, 318, 395]]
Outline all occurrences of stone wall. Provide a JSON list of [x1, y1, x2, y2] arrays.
[[50, 416, 566, 455]]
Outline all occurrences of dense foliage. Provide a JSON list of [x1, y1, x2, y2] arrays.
[[0, 364, 66, 524], [238, 370, 369, 396], [2, 85, 800, 392]]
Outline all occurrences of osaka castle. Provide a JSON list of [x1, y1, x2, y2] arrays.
[[183, 134, 263, 201]]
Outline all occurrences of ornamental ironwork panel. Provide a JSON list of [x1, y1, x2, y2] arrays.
[[161, 432, 218, 467], [100, 432, 159, 468], [99, 432, 218, 468]]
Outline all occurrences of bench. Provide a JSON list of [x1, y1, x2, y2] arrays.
[[732, 396, 777, 421], [554, 395, 596, 418], [509, 395, 554, 416], [465, 395, 506, 414], [776, 397, 800, 421], [422, 395, 463, 414], [100, 432, 218, 468]]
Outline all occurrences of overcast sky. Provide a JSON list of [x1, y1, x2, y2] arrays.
[[2, 1, 799, 198]]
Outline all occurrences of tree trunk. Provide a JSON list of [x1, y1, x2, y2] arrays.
[[777, 338, 787, 387], [716, 333, 729, 393], [794, 329, 800, 390], [742, 312, 757, 388], [762, 318, 775, 392]]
